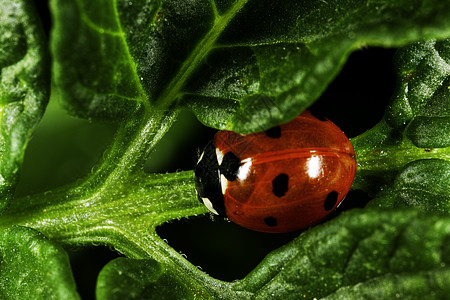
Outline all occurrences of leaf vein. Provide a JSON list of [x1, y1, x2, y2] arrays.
[[154, 0, 249, 109]]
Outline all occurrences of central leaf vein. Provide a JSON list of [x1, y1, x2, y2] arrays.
[[154, 0, 249, 109]]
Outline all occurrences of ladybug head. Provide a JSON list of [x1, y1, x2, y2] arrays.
[[194, 141, 226, 216]]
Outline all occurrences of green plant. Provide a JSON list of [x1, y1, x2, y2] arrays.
[[1, 0, 450, 299]]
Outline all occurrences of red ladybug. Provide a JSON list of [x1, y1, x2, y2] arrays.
[[194, 111, 357, 233]]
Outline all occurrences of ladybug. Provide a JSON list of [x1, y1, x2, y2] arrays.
[[194, 111, 357, 233]]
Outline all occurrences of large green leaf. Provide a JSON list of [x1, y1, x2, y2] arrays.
[[232, 209, 450, 299], [352, 39, 450, 195], [92, 209, 450, 299], [0, 0, 50, 212], [51, 0, 450, 132], [0, 226, 79, 299]]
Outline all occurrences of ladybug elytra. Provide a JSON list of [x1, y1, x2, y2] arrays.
[[194, 111, 356, 233]]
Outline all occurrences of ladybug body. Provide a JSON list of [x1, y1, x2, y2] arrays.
[[194, 111, 356, 233]]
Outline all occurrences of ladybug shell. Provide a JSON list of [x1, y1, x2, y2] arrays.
[[214, 111, 356, 233]]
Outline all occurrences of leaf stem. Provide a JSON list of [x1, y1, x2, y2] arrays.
[[71, 108, 177, 193], [0, 169, 245, 297], [354, 142, 450, 173], [351, 121, 450, 191], [0, 106, 200, 254], [0, 170, 206, 246]]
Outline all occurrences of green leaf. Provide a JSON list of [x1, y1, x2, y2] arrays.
[[231, 209, 450, 299], [387, 40, 450, 133], [0, 0, 50, 212], [51, 0, 450, 132], [352, 38, 450, 195], [0, 226, 79, 299], [50, 0, 145, 119], [368, 159, 450, 212], [87, 209, 450, 299], [96, 258, 194, 299]]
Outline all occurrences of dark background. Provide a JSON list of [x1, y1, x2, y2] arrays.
[[21, 1, 396, 298]]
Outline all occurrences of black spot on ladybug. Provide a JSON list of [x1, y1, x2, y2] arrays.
[[324, 191, 339, 211], [264, 217, 277, 227], [219, 151, 241, 181], [272, 173, 289, 197], [264, 126, 281, 138]]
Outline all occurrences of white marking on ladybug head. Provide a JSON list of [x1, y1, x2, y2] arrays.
[[216, 148, 224, 165], [237, 157, 252, 181], [220, 174, 228, 195], [201, 197, 219, 215], [196, 150, 205, 165]]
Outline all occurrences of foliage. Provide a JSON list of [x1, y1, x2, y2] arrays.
[[1, 0, 450, 299]]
